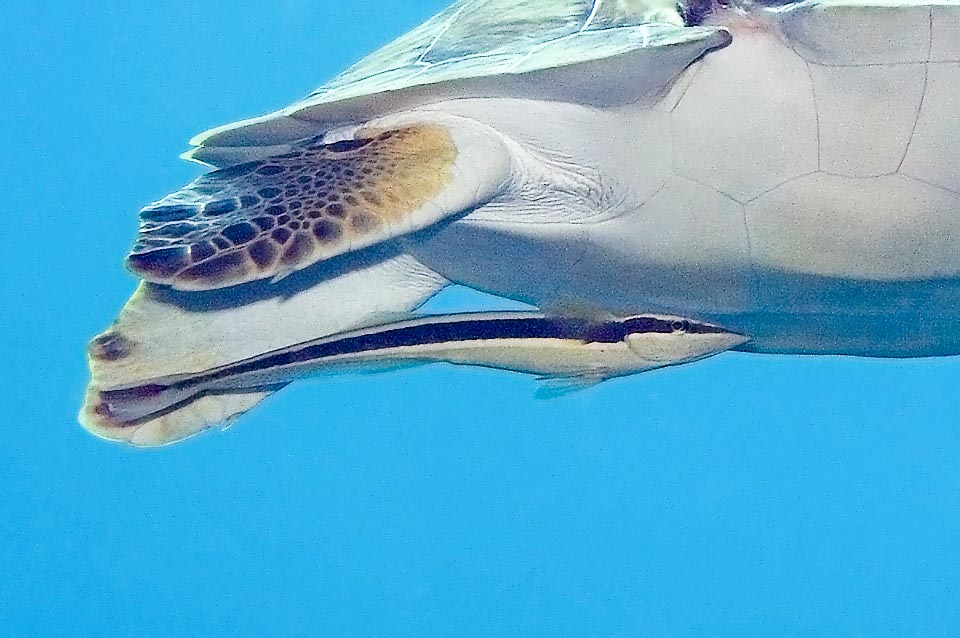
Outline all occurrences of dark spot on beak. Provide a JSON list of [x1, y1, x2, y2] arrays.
[[89, 332, 134, 362]]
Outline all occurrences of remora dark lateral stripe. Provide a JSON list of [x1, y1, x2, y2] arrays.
[[99, 313, 727, 404]]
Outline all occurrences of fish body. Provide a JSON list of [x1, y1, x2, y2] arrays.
[[95, 312, 747, 425]]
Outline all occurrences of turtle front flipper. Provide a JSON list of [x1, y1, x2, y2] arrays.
[[128, 116, 512, 291]]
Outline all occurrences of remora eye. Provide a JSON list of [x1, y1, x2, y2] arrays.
[[671, 320, 690, 332]]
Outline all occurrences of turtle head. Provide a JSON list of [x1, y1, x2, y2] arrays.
[[680, 0, 799, 25]]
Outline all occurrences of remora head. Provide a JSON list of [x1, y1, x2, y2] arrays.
[[622, 315, 749, 364]]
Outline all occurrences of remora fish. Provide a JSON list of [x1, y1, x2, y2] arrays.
[[94, 312, 747, 425]]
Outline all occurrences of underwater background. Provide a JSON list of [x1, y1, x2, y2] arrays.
[[3, 1, 960, 635]]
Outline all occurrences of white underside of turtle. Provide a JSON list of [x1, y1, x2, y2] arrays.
[[81, 0, 960, 446]]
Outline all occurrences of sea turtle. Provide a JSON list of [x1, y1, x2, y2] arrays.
[[81, 0, 960, 446]]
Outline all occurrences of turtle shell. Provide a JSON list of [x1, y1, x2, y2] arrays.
[[189, 0, 729, 155]]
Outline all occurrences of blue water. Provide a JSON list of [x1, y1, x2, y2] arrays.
[[4, 1, 960, 635]]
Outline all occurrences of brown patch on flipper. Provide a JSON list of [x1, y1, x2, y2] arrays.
[[88, 331, 135, 362], [127, 125, 458, 290]]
